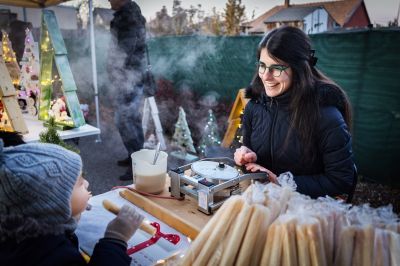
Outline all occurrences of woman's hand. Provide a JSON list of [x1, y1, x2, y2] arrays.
[[245, 163, 278, 184], [234, 146, 257, 166]]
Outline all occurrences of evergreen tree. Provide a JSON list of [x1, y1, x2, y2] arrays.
[[198, 109, 221, 156], [39, 116, 80, 154], [172, 106, 196, 154], [224, 0, 246, 36], [211, 7, 222, 35]]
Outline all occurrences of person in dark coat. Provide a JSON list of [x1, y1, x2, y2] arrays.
[[0, 140, 144, 265], [107, 0, 147, 180], [234, 26, 356, 200]]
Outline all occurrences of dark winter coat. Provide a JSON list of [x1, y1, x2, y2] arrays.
[[242, 85, 355, 199], [0, 233, 131, 266], [110, 0, 146, 71]]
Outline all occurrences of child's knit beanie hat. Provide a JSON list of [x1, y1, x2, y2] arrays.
[[0, 140, 82, 242]]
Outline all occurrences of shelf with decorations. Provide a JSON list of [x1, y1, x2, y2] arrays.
[[38, 10, 85, 130]]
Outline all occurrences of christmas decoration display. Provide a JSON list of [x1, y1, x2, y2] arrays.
[[48, 96, 73, 125], [39, 10, 85, 129], [172, 106, 196, 154], [0, 46, 28, 133], [229, 108, 244, 149], [222, 88, 249, 148], [0, 101, 9, 131], [198, 109, 221, 156], [39, 116, 79, 154], [1, 30, 20, 87], [18, 28, 40, 116]]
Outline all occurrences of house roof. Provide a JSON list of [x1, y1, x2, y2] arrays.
[[0, 0, 70, 8], [242, 5, 284, 33], [265, 6, 322, 23], [299, 0, 364, 26], [244, 0, 365, 33]]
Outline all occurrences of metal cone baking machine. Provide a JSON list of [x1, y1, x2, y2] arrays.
[[169, 157, 267, 214]]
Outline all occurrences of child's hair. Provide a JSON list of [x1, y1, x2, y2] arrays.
[[0, 131, 25, 147], [0, 140, 82, 243]]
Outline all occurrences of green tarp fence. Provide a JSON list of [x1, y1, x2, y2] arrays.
[[66, 28, 400, 186], [310, 29, 400, 188]]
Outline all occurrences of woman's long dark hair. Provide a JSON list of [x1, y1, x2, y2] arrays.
[[249, 26, 352, 162]]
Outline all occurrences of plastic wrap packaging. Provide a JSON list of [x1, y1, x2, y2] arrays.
[[179, 172, 399, 266]]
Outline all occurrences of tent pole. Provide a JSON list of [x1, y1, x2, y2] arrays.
[[88, 0, 101, 142]]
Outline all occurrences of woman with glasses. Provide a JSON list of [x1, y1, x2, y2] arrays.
[[234, 26, 356, 200]]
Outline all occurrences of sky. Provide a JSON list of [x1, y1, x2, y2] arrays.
[[67, 0, 400, 26]]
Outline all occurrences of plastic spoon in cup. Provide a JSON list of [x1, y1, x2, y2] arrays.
[[152, 142, 161, 165]]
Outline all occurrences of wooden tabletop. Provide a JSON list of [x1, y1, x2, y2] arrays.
[[136, 176, 213, 229]]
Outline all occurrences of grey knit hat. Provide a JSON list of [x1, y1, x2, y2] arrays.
[[0, 140, 82, 242]]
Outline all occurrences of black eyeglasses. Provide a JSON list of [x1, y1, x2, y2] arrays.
[[256, 62, 289, 77]]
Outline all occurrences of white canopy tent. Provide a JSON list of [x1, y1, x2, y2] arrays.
[[0, 0, 101, 142]]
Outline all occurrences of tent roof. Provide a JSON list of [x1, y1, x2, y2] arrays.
[[0, 0, 70, 8]]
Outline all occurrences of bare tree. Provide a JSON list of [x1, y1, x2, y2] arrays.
[[210, 7, 223, 35], [224, 0, 246, 36], [148, 6, 174, 36]]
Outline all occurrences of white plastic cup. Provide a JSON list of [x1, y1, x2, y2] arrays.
[[131, 149, 168, 194]]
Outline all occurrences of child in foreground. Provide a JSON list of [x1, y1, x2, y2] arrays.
[[0, 140, 143, 266]]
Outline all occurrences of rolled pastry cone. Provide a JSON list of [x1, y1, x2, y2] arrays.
[[260, 222, 283, 265], [219, 202, 254, 266], [351, 228, 363, 266], [307, 220, 327, 266], [235, 204, 270, 265], [333, 226, 356, 266], [359, 225, 374, 266], [385, 223, 400, 234], [372, 229, 390, 266], [389, 231, 400, 266], [281, 219, 298, 266], [296, 223, 311, 266], [192, 197, 244, 266], [315, 214, 334, 266], [333, 213, 350, 253], [180, 196, 242, 266], [249, 206, 272, 266], [206, 236, 226, 266], [207, 203, 250, 266]]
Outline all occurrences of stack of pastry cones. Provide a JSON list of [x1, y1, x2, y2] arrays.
[[178, 181, 399, 266]]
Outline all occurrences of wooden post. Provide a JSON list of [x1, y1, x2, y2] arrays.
[[221, 88, 249, 148]]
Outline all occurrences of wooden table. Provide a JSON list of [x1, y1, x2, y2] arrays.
[[134, 177, 212, 229]]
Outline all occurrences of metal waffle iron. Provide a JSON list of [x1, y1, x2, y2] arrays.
[[169, 157, 267, 214]]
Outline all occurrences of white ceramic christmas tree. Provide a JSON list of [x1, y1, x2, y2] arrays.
[[19, 28, 40, 116], [172, 106, 196, 154], [198, 109, 221, 156]]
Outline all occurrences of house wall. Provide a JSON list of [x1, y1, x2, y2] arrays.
[[344, 3, 370, 28], [0, 5, 77, 30], [304, 8, 328, 34], [265, 21, 303, 32]]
